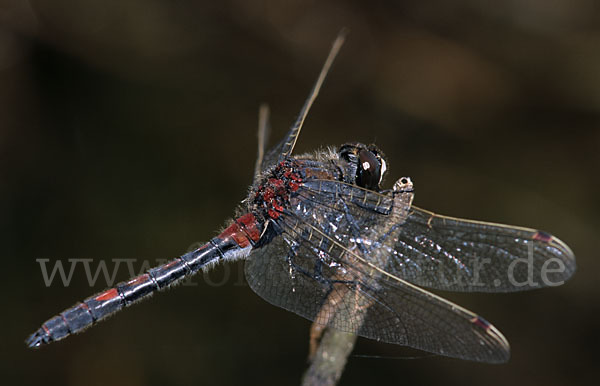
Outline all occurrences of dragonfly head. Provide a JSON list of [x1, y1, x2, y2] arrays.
[[339, 143, 387, 191]]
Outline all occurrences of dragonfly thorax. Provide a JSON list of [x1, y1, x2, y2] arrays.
[[251, 160, 304, 221]]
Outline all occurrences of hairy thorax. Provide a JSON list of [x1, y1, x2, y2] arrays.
[[249, 151, 343, 223]]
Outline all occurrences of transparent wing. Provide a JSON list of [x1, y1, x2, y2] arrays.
[[297, 179, 576, 292], [387, 206, 576, 292], [245, 219, 510, 363], [255, 31, 346, 174], [253, 104, 271, 183]]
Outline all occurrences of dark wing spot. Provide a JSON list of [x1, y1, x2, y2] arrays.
[[470, 316, 491, 331], [533, 230, 553, 243]]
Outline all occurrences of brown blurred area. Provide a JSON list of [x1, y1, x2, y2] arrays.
[[2, 1, 599, 385]]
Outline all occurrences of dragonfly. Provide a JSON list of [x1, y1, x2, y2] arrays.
[[26, 32, 576, 364]]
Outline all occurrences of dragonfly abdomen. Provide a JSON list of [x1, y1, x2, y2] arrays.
[[26, 214, 261, 348]]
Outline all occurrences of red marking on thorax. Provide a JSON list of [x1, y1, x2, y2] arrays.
[[269, 178, 284, 188], [263, 189, 275, 201], [253, 160, 304, 220], [95, 288, 119, 301]]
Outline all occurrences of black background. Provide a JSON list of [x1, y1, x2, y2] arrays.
[[2, 1, 598, 385]]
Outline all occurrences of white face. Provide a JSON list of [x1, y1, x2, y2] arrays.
[[379, 158, 387, 185]]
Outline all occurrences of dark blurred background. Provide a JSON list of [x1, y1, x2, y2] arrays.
[[2, 1, 599, 385]]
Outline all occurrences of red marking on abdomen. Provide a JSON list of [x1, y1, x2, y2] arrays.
[[95, 288, 119, 301], [218, 222, 250, 248], [162, 260, 179, 269], [533, 231, 553, 243], [218, 213, 262, 247], [196, 243, 210, 252], [237, 213, 261, 242], [126, 274, 150, 286]]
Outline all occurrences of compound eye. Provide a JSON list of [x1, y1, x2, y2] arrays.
[[356, 149, 382, 190]]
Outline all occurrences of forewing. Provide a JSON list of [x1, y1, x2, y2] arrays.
[[255, 31, 345, 174], [298, 179, 576, 292], [244, 221, 510, 363], [386, 207, 576, 292], [259, 140, 285, 174]]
